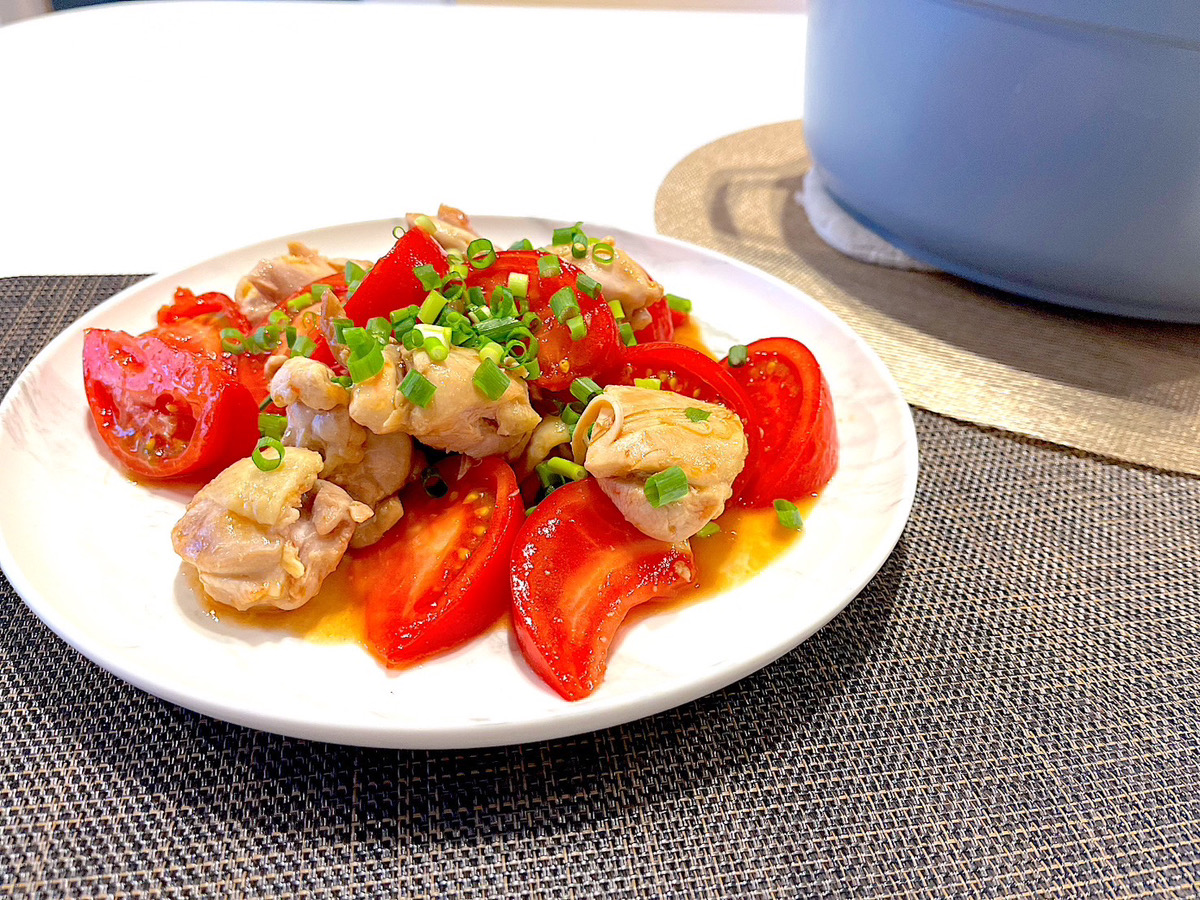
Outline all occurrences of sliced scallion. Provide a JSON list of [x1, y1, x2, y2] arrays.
[[774, 499, 804, 531], [508, 238, 534, 251], [570, 376, 603, 405], [538, 255, 562, 278], [634, 377, 661, 390], [418, 290, 448, 324], [666, 294, 693, 314], [728, 344, 749, 367], [412, 215, 437, 235], [347, 344, 385, 383], [608, 299, 626, 320], [543, 457, 588, 482], [344, 260, 368, 298], [290, 335, 317, 358], [413, 264, 443, 292], [472, 357, 511, 401], [549, 287, 579, 323], [644, 466, 690, 508], [400, 370, 437, 407], [258, 414, 287, 440], [252, 436, 285, 472], [467, 238, 497, 270], [619, 322, 637, 347], [696, 522, 721, 538], [220, 328, 246, 355], [576, 273, 601, 299], [685, 407, 711, 422], [507, 272, 529, 299], [287, 292, 316, 313], [565, 315, 587, 342], [591, 241, 615, 264]]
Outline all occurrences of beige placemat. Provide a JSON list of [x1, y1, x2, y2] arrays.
[[656, 120, 1200, 475]]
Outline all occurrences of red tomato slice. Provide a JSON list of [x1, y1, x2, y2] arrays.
[[467, 251, 621, 393], [633, 297, 674, 343], [348, 456, 522, 666], [608, 341, 762, 501], [343, 226, 449, 325], [721, 337, 838, 505], [82, 329, 260, 480], [510, 479, 697, 701]]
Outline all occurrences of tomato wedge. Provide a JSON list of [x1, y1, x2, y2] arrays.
[[609, 341, 762, 501], [633, 297, 674, 343], [82, 329, 260, 479], [467, 250, 621, 393], [721, 337, 838, 505], [281, 273, 349, 371], [348, 456, 522, 666], [343, 226, 448, 325], [511, 479, 697, 701]]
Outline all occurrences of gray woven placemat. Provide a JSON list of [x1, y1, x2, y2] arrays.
[[2, 276, 1199, 898]]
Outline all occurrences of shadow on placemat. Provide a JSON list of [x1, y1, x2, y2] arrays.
[[4, 277, 1200, 897], [656, 120, 1200, 477]]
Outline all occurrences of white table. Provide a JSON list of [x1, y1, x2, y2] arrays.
[[0, 1, 806, 277]]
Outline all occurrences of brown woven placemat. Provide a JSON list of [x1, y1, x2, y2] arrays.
[[2, 276, 1200, 897], [656, 120, 1200, 478]]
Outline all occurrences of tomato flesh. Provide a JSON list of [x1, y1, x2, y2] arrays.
[[633, 297, 674, 343], [348, 456, 522, 666], [467, 251, 621, 393], [511, 479, 697, 701], [343, 226, 448, 326], [82, 329, 260, 479], [721, 337, 837, 505]]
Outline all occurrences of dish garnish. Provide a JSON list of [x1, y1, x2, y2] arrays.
[[79, 206, 839, 701]]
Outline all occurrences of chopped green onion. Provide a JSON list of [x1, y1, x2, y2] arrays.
[[478, 341, 504, 366], [258, 394, 274, 412], [401, 329, 424, 350], [347, 343, 385, 383], [644, 466, 690, 508], [696, 522, 721, 538], [268, 309, 290, 327], [252, 436, 285, 472], [504, 335, 538, 364], [634, 377, 661, 390], [391, 307, 420, 328], [330, 375, 352, 389], [400, 370, 437, 407], [538, 255, 562, 278], [418, 290, 448, 324], [565, 315, 587, 342], [367, 316, 392, 342], [258, 414, 287, 440], [728, 344, 749, 367], [393, 225, 407, 240], [552, 223, 583, 245], [472, 357, 512, 401], [544, 457, 588, 482], [476, 316, 521, 340], [608, 299, 626, 320], [685, 407, 711, 422], [467, 238, 497, 269], [287, 292, 316, 313], [576, 273, 601, 299], [344, 260, 368, 298], [774, 499, 804, 531], [413, 264, 443, 291], [570, 236, 588, 259], [220, 328, 246, 354], [508, 238, 534, 251], [570, 376, 603, 405], [524, 358, 542, 380], [311, 283, 333, 306], [507, 272, 529, 299], [290, 335, 317, 358], [341, 326, 376, 357], [561, 403, 583, 427], [619, 322, 637, 347], [416, 323, 452, 349], [423, 336, 449, 363], [466, 286, 487, 308], [442, 282, 465, 304], [489, 286, 516, 317], [332, 317, 354, 344], [666, 294, 693, 314], [591, 241, 615, 264], [412, 215, 437, 234], [549, 287, 579, 323]]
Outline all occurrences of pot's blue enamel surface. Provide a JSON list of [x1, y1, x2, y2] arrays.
[[805, 0, 1200, 321]]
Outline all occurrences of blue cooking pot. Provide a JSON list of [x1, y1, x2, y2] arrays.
[[804, 0, 1200, 321]]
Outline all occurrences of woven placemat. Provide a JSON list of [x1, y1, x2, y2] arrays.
[[2, 276, 1200, 897], [655, 120, 1200, 477]]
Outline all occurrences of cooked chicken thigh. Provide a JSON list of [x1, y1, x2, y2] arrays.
[[405, 204, 482, 255], [269, 357, 420, 546], [350, 344, 540, 458], [571, 386, 747, 542], [547, 236, 664, 331], [171, 449, 372, 611], [234, 242, 338, 325]]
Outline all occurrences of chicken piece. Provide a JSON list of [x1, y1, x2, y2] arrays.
[[234, 242, 338, 325], [547, 236, 664, 331], [171, 449, 372, 611], [405, 204, 482, 255], [270, 356, 421, 511], [511, 414, 571, 479], [351, 344, 541, 458], [571, 386, 747, 542]]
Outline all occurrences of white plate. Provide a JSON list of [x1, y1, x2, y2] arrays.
[[0, 217, 917, 749]]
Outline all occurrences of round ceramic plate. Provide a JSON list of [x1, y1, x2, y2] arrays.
[[0, 216, 917, 749]]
